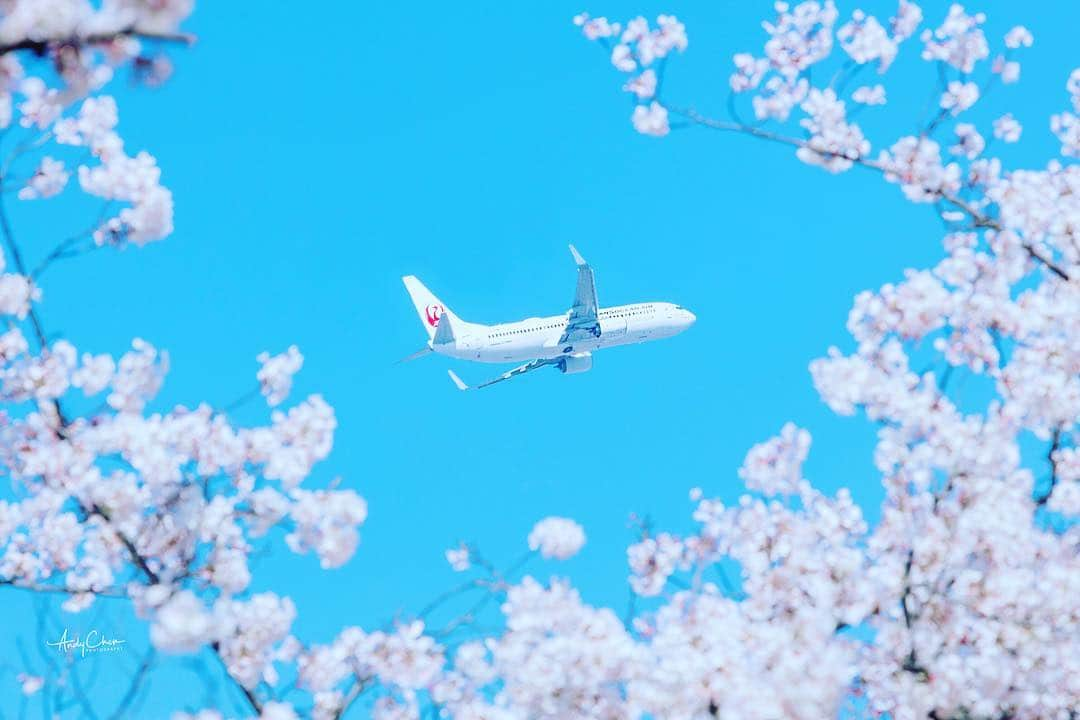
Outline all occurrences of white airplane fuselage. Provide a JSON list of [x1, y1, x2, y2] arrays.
[[402, 246, 695, 390], [441, 302, 695, 363]]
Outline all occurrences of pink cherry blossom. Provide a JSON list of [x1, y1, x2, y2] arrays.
[[151, 590, 216, 653], [16, 673, 43, 696], [949, 122, 984, 159], [993, 113, 1022, 142], [852, 84, 886, 105], [889, 0, 923, 41], [729, 53, 768, 93], [17, 156, 68, 200], [796, 88, 869, 172], [761, 1, 839, 80], [939, 80, 979, 115], [838, 10, 898, 71], [631, 101, 669, 137], [1003, 25, 1033, 49], [738, 422, 812, 495], [0, 272, 39, 318], [527, 516, 586, 559], [4, 4, 1080, 719], [257, 345, 304, 407], [992, 55, 1021, 83], [445, 542, 470, 572], [572, 13, 621, 41], [622, 68, 656, 99], [920, 4, 988, 73]]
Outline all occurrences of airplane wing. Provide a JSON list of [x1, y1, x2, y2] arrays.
[[559, 245, 600, 344], [448, 358, 560, 391]]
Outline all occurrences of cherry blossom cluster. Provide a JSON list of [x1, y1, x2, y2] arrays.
[[566, 2, 1080, 718], [1051, 68, 1080, 157], [572, 12, 687, 136], [0, 0, 193, 44], [0, 4, 370, 717], [153, 1, 1080, 713], [0, 1, 190, 249], [7, 2, 1080, 719], [257, 346, 304, 407], [526, 516, 586, 559]]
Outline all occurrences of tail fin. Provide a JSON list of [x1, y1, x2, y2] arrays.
[[402, 275, 459, 341]]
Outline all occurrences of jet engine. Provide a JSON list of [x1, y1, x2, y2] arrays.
[[559, 352, 593, 374]]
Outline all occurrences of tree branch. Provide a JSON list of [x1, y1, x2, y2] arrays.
[[210, 642, 264, 716], [666, 105, 1072, 282], [899, 548, 929, 680], [332, 673, 372, 720], [1035, 428, 1063, 507], [106, 649, 155, 720], [0, 28, 195, 58], [0, 190, 51, 348], [89, 503, 161, 585], [0, 579, 126, 598]]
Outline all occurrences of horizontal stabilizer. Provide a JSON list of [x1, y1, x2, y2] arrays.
[[397, 347, 432, 364], [448, 370, 469, 391]]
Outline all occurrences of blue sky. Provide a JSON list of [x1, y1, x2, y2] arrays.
[[3, 0, 1078, 716]]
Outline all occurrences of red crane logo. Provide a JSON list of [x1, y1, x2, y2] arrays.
[[425, 304, 443, 327]]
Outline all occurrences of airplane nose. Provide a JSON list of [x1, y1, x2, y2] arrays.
[[683, 309, 696, 326]]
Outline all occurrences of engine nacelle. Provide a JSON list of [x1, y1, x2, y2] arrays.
[[559, 352, 593, 374]]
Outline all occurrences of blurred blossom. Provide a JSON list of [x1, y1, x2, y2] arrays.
[[528, 517, 586, 559]]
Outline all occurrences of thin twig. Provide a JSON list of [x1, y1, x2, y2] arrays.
[[0, 580, 126, 598], [210, 643, 263, 715], [106, 650, 155, 720], [332, 673, 372, 720], [0, 190, 50, 347]]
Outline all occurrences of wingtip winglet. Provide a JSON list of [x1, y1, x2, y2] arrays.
[[447, 369, 469, 391], [568, 244, 587, 267]]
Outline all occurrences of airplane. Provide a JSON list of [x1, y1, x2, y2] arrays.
[[401, 245, 696, 390]]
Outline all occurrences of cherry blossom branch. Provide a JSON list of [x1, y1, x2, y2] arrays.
[[0, 28, 195, 58], [31, 602, 66, 713], [1035, 428, 1063, 507], [922, 106, 951, 136], [433, 591, 498, 640], [0, 11, 281, 720], [412, 548, 535, 641], [898, 549, 929, 680], [222, 385, 263, 413], [666, 104, 1071, 281], [86, 505, 265, 717], [413, 578, 485, 623], [0, 579, 126, 598], [32, 237, 101, 279], [89, 503, 161, 583], [67, 657, 101, 720], [211, 641, 264, 715], [0, 190, 51, 347], [32, 203, 116, 279], [332, 673, 373, 720], [105, 649, 155, 720], [2, 130, 55, 178]]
